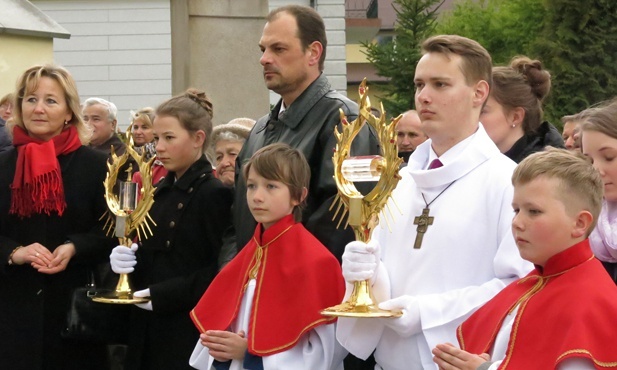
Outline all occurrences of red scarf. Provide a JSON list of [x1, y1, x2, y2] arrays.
[[10, 125, 82, 218]]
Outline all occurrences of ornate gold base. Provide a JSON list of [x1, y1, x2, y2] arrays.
[[321, 280, 402, 318], [321, 302, 402, 318], [91, 292, 149, 304], [90, 272, 149, 304]]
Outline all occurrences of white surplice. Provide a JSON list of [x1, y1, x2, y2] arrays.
[[189, 279, 346, 370], [337, 124, 533, 370]]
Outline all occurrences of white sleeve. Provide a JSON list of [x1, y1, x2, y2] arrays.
[[336, 262, 390, 359], [418, 189, 532, 355], [189, 340, 213, 370], [559, 358, 597, 370], [264, 323, 347, 370]]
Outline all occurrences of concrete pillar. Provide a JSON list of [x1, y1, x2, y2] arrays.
[[170, 0, 270, 126]]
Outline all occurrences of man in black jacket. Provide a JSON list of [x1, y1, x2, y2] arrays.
[[234, 5, 379, 262]]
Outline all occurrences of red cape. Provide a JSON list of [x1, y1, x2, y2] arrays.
[[190, 214, 344, 356], [458, 240, 617, 369]]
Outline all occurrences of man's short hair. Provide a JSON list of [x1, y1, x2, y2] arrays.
[[421, 35, 492, 89], [267, 5, 327, 71], [512, 148, 603, 234], [83, 97, 118, 122]]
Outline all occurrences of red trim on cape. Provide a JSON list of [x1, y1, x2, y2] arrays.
[[458, 240, 617, 369], [191, 214, 344, 356]]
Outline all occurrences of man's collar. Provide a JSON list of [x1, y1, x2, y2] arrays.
[[270, 73, 330, 129]]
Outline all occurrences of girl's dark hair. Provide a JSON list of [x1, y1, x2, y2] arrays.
[[491, 56, 551, 135], [156, 88, 213, 151]]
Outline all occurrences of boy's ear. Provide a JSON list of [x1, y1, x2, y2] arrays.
[[300, 187, 308, 204], [572, 210, 594, 238]]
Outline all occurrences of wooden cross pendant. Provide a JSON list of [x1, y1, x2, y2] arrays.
[[413, 207, 434, 249]]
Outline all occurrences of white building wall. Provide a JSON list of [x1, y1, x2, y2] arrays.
[[32, 0, 345, 121], [32, 0, 172, 129]]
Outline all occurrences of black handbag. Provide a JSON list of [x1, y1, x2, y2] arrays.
[[61, 272, 130, 344]]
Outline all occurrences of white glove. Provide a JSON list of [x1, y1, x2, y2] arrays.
[[378, 295, 421, 338], [341, 239, 380, 283], [110, 243, 138, 274], [133, 288, 152, 311]]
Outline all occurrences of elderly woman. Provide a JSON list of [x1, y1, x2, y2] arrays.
[[0, 65, 115, 369], [211, 117, 255, 186]]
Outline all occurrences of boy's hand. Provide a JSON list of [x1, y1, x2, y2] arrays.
[[201, 330, 247, 362], [432, 342, 490, 370]]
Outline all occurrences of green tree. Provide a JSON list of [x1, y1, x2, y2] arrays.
[[436, 0, 545, 65], [534, 0, 617, 122], [362, 0, 444, 117]]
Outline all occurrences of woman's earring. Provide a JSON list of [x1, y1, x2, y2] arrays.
[[511, 124, 516, 128], [64, 120, 69, 125]]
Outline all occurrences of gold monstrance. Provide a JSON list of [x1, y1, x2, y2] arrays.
[[93, 135, 156, 304], [322, 78, 403, 318]]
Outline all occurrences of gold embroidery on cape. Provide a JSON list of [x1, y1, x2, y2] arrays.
[[248, 225, 336, 355], [501, 255, 596, 368], [190, 225, 293, 334], [557, 349, 617, 367]]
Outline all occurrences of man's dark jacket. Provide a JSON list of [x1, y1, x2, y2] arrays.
[[234, 74, 380, 261]]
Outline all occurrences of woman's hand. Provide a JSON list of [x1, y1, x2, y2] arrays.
[[33, 242, 76, 274], [10, 242, 54, 267], [200, 330, 247, 362]]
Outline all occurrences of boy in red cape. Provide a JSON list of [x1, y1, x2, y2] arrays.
[[189, 143, 346, 370], [432, 148, 617, 370]]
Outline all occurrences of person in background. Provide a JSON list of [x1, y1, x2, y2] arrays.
[[562, 108, 597, 153], [0, 93, 14, 153], [234, 5, 379, 264], [190, 143, 346, 370], [581, 98, 617, 284], [131, 107, 168, 187], [211, 117, 255, 187], [561, 114, 579, 151], [433, 149, 617, 370], [396, 109, 427, 164], [109, 88, 233, 370], [0, 64, 115, 370], [131, 107, 155, 148], [480, 56, 564, 163], [83, 97, 126, 157], [210, 118, 256, 269]]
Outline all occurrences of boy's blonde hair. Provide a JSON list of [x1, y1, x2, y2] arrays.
[[243, 143, 310, 222], [512, 148, 603, 235]]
